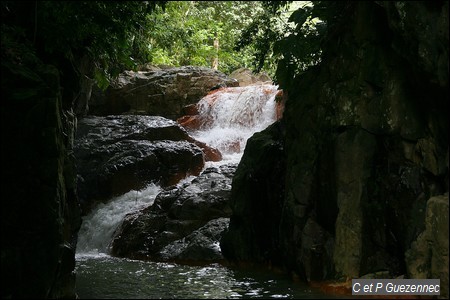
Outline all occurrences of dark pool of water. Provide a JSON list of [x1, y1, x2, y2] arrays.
[[75, 255, 344, 299]]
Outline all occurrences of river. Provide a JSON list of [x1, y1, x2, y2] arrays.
[[75, 255, 334, 299], [74, 84, 340, 299]]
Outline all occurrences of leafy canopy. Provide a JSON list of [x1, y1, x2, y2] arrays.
[[1, 1, 328, 90], [145, 1, 264, 75], [1, 1, 165, 89], [144, 1, 327, 79], [236, 1, 329, 87]]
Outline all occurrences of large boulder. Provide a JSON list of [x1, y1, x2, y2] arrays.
[[229, 68, 272, 87], [159, 217, 229, 263], [74, 115, 221, 215], [220, 122, 286, 266], [89, 66, 238, 119], [110, 164, 236, 263]]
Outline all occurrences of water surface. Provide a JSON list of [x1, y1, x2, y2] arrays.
[[75, 84, 342, 299], [75, 255, 335, 299]]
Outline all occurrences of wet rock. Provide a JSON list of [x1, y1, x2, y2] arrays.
[[110, 164, 236, 262], [220, 122, 286, 266], [160, 218, 229, 263], [176, 84, 280, 157], [74, 115, 211, 214]]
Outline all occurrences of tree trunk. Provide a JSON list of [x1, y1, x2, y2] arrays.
[[212, 37, 219, 70]]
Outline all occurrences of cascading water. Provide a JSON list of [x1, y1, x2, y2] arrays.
[[76, 183, 162, 256], [76, 83, 279, 258], [74, 83, 331, 299], [189, 83, 279, 163]]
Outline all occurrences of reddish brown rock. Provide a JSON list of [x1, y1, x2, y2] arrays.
[[275, 90, 285, 120], [177, 115, 205, 131], [187, 138, 223, 162], [181, 103, 199, 116]]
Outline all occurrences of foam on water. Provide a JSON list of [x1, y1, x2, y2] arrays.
[[76, 83, 280, 256], [190, 83, 279, 160], [76, 183, 162, 257]]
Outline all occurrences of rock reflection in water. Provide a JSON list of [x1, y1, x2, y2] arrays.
[[75, 256, 333, 299]]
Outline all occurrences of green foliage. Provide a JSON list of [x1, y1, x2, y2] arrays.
[[1, 0, 331, 91], [234, 1, 293, 76], [236, 1, 330, 88], [1, 1, 165, 90], [145, 1, 264, 74], [274, 2, 328, 88], [1, 23, 61, 103]]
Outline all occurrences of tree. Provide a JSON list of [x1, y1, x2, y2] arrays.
[[145, 1, 264, 74], [235, 1, 329, 85], [1, 1, 166, 90]]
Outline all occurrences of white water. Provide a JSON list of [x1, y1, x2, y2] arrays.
[[76, 183, 162, 256], [190, 83, 279, 164], [73, 83, 334, 298], [76, 83, 279, 257]]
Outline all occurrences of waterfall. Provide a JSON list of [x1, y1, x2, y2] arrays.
[[189, 83, 279, 163], [76, 83, 279, 257], [76, 184, 162, 256]]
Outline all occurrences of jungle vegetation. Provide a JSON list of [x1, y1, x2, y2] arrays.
[[1, 1, 326, 91]]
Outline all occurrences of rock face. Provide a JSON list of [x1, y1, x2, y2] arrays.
[[221, 1, 448, 296], [1, 42, 81, 298], [74, 115, 223, 215], [89, 66, 239, 119], [405, 194, 449, 298], [110, 164, 236, 263], [220, 122, 286, 266], [229, 67, 272, 86]]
